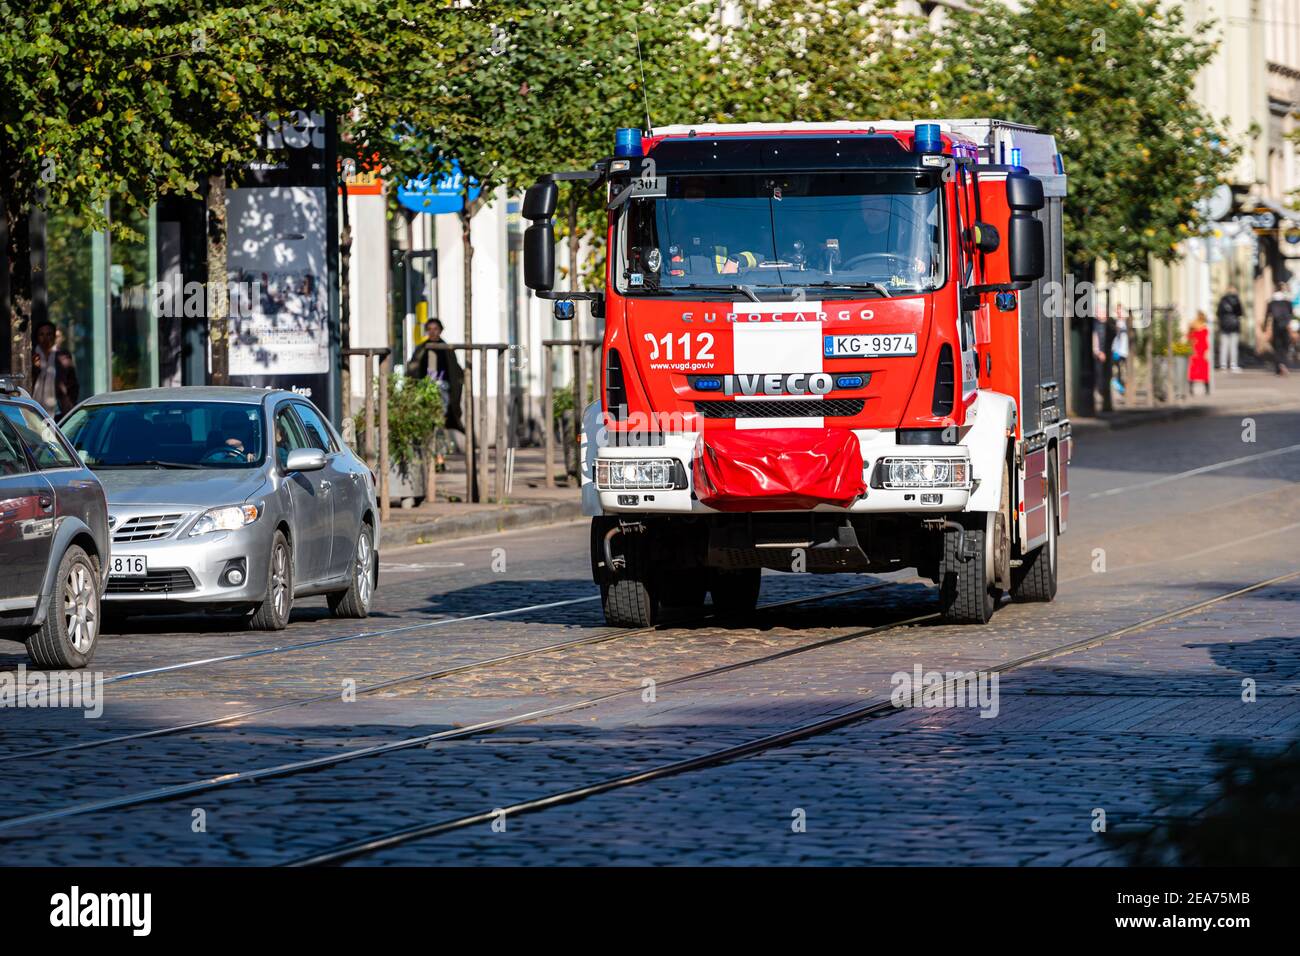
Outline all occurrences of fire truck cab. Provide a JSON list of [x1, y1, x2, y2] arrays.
[[523, 119, 1070, 626]]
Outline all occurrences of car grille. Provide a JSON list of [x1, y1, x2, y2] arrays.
[[694, 399, 865, 419], [112, 513, 186, 542], [106, 569, 198, 594]]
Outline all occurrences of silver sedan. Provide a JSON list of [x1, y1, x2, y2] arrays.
[[59, 387, 379, 629]]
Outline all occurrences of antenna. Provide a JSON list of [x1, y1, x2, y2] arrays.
[[633, 23, 654, 135]]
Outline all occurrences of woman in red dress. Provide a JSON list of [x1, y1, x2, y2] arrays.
[[1188, 311, 1211, 395]]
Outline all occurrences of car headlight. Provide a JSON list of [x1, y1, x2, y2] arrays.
[[596, 458, 679, 490], [189, 503, 261, 536], [876, 457, 970, 490]]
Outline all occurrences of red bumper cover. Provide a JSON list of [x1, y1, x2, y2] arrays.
[[693, 428, 866, 511]]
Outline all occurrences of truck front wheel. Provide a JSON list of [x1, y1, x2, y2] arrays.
[[937, 516, 998, 625], [592, 518, 660, 628]]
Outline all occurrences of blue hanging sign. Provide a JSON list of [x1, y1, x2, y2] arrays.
[[397, 161, 482, 214]]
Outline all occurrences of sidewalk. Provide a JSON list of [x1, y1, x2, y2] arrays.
[[1069, 365, 1300, 434], [382, 445, 583, 548]]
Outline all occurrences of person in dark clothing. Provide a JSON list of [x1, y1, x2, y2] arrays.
[[1092, 311, 1117, 412], [1215, 286, 1244, 372], [32, 321, 79, 415], [406, 318, 465, 431], [1264, 285, 1293, 376]]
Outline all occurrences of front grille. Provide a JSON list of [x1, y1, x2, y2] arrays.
[[694, 399, 865, 419], [113, 513, 186, 542], [106, 569, 198, 594]]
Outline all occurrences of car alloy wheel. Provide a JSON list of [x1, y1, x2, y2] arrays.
[[271, 541, 290, 620], [354, 529, 372, 609], [64, 560, 98, 654]]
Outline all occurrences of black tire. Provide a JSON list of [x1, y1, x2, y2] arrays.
[[250, 530, 293, 630], [328, 522, 375, 619], [595, 521, 659, 627], [26, 546, 100, 669], [938, 519, 996, 624], [1012, 458, 1059, 602], [709, 567, 762, 616]]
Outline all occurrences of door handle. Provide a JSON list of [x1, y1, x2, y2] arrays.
[[321, 480, 332, 493], [38, 494, 53, 512]]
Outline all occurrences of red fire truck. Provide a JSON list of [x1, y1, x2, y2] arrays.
[[522, 119, 1070, 626]]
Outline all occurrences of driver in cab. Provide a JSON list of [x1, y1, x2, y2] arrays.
[[836, 197, 929, 283], [664, 180, 765, 279]]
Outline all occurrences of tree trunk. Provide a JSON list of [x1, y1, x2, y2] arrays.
[[459, 205, 476, 502], [3, 200, 32, 382], [206, 173, 229, 385], [339, 177, 352, 417]]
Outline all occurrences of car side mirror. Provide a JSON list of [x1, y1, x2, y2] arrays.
[[285, 448, 327, 472]]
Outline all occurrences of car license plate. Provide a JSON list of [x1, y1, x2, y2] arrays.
[[110, 555, 148, 578], [824, 333, 918, 358]]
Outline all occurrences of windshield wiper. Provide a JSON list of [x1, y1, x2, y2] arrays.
[[797, 281, 893, 298], [94, 460, 202, 470], [659, 283, 761, 303]]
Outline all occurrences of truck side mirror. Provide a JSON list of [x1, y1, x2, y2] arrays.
[[524, 221, 555, 292], [1006, 172, 1045, 284], [1006, 172, 1044, 212], [523, 180, 558, 292], [1008, 214, 1044, 284], [523, 181, 558, 220]]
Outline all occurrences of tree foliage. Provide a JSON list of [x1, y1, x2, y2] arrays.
[[936, 0, 1236, 277]]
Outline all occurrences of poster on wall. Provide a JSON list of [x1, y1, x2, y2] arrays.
[[226, 110, 338, 410], [227, 185, 330, 401]]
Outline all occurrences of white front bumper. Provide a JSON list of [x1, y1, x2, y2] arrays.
[[582, 426, 973, 516]]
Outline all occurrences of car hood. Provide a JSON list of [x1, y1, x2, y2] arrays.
[[95, 468, 268, 509]]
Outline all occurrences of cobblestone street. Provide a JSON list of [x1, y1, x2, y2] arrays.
[[2, 380, 1298, 866]]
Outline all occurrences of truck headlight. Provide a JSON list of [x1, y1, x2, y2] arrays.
[[876, 457, 970, 490], [189, 503, 261, 536], [596, 458, 679, 490]]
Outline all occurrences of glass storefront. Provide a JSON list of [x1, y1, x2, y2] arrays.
[[109, 199, 158, 391], [34, 200, 163, 404], [44, 205, 106, 398]]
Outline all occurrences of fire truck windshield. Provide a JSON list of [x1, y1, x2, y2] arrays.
[[617, 171, 944, 299]]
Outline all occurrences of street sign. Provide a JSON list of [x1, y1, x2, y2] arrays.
[[397, 161, 482, 214]]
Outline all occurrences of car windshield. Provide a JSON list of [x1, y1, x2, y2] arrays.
[[618, 170, 944, 298], [61, 401, 266, 469]]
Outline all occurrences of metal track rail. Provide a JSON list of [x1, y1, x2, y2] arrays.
[[0, 578, 908, 765], [0, 586, 931, 831], [283, 569, 1300, 867]]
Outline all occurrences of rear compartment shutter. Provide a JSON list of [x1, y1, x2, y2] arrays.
[[605, 348, 627, 421], [931, 343, 955, 416]]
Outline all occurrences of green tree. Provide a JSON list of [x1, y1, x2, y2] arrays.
[[710, 0, 946, 123], [937, 0, 1236, 278], [0, 0, 490, 381]]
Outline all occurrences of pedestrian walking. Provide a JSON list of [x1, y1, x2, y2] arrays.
[[1111, 308, 1129, 397], [1215, 285, 1243, 372], [406, 317, 465, 434], [1188, 312, 1211, 395], [1264, 284, 1293, 376], [1092, 308, 1116, 412], [31, 320, 79, 415]]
